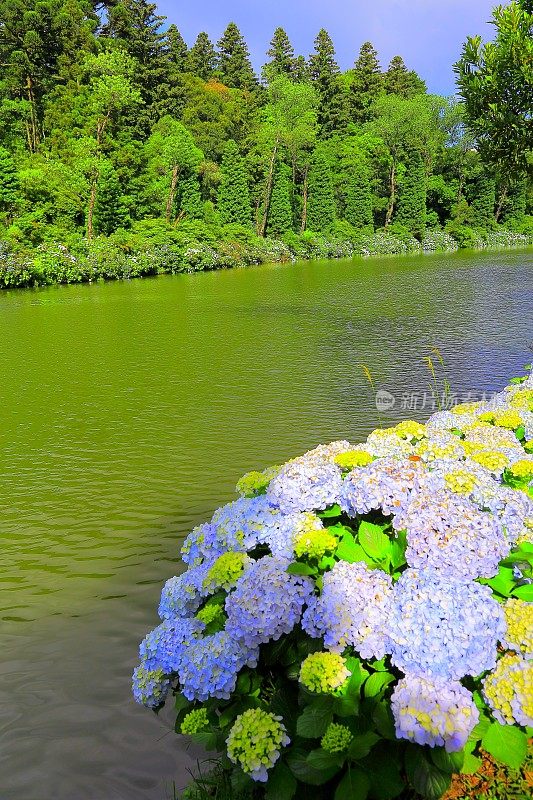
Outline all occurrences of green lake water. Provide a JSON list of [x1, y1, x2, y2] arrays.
[[1, 249, 532, 799]]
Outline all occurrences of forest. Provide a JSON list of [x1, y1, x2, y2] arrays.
[[0, 0, 531, 288]]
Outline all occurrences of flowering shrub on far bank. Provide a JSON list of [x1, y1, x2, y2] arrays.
[[133, 368, 533, 799]]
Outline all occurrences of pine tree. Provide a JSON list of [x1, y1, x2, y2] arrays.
[[470, 171, 496, 229], [0, 147, 19, 213], [217, 140, 252, 225], [165, 24, 188, 71], [93, 161, 128, 235], [306, 149, 336, 231], [395, 150, 427, 239], [293, 55, 309, 83], [179, 175, 203, 219], [345, 163, 373, 231], [267, 162, 293, 235], [384, 56, 427, 98], [309, 29, 346, 137], [350, 42, 383, 125], [501, 177, 527, 229], [263, 28, 296, 81], [217, 23, 257, 90], [185, 32, 217, 80]]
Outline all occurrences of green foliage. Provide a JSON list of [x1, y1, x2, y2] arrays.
[[345, 162, 373, 231], [307, 149, 336, 232], [264, 28, 297, 82], [217, 23, 257, 90], [0, 146, 19, 213], [384, 56, 427, 99], [93, 161, 128, 235], [267, 163, 293, 235], [185, 32, 218, 80], [309, 29, 346, 137], [395, 150, 427, 239], [469, 171, 496, 230], [349, 42, 383, 125], [218, 140, 252, 226]]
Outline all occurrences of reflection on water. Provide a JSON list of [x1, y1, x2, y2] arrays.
[[1, 248, 532, 798]]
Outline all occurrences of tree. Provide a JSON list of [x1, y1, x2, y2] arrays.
[[185, 32, 217, 81], [164, 24, 188, 71], [217, 140, 251, 225], [395, 150, 426, 238], [217, 23, 257, 90], [455, 0, 533, 173], [93, 160, 128, 235], [384, 56, 426, 98], [345, 161, 373, 231], [500, 177, 527, 228], [0, 146, 19, 216], [469, 169, 495, 229], [349, 42, 383, 125], [306, 149, 335, 232], [178, 175, 203, 220], [267, 162, 293, 235], [144, 115, 203, 221], [263, 28, 296, 82], [309, 29, 346, 137]]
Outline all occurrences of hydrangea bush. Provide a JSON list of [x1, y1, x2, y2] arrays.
[[133, 368, 533, 800]]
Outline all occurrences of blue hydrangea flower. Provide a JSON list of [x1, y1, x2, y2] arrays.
[[158, 563, 212, 619], [267, 458, 343, 513], [302, 561, 392, 658], [225, 556, 313, 647], [391, 674, 479, 751], [386, 568, 505, 680], [132, 664, 171, 708], [178, 630, 258, 701], [339, 457, 422, 519], [394, 484, 509, 580], [139, 617, 204, 674], [181, 522, 230, 566]]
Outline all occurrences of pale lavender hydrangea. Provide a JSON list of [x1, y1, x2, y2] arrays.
[[132, 664, 171, 708], [365, 430, 415, 458], [339, 457, 423, 519], [225, 556, 313, 647], [181, 522, 233, 566], [302, 561, 393, 658], [158, 563, 212, 619], [386, 568, 505, 680], [267, 458, 343, 513], [391, 674, 479, 751], [498, 489, 533, 545], [394, 485, 509, 580], [178, 630, 259, 701], [139, 617, 204, 674]]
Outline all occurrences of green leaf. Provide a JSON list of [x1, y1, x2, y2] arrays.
[[372, 701, 396, 740], [287, 746, 339, 785], [405, 747, 452, 800], [334, 767, 371, 800], [358, 521, 390, 559], [347, 732, 380, 760], [515, 425, 526, 440], [287, 562, 317, 576], [481, 566, 515, 597], [334, 660, 363, 717], [335, 532, 374, 565], [296, 698, 334, 738], [461, 752, 482, 775], [481, 722, 528, 769], [307, 748, 345, 770], [430, 747, 464, 773], [190, 729, 217, 750], [318, 503, 342, 518], [363, 746, 405, 800], [265, 760, 297, 800], [511, 583, 533, 601], [174, 693, 192, 713], [363, 672, 395, 698]]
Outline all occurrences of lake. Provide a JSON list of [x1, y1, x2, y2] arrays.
[[1, 248, 532, 799]]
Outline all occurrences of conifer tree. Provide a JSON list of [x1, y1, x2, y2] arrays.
[[217, 23, 257, 90], [93, 161, 128, 235], [384, 56, 427, 98], [345, 164, 373, 231], [293, 55, 310, 84], [179, 175, 203, 219], [395, 150, 427, 238], [0, 146, 19, 214], [185, 32, 217, 80], [500, 177, 527, 228], [218, 140, 252, 225], [306, 149, 336, 231], [267, 162, 293, 235], [470, 171, 496, 229], [263, 28, 296, 81], [350, 42, 383, 124], [165, 24, 188, 71], [309, 30, 346, 138]]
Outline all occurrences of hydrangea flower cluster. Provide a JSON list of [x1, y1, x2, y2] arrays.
[[226, 709, 290, 782], [299, 651, 351, 693], [391, 675, 479, 751], [133, 367, 533, 790]]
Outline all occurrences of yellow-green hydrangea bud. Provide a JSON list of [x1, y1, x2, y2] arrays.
[[525, 440, 533, 454], [334, 450, 373, 470], [502, 598, 533, 658], [452, 402, 482, 415], [477, 411, 496, 424], [493, 410, 523, 430], [508, 459, 533, 480], [510, 389, 533, 411], [299, 652, 350, 694], [483, 653, 533, 727], [394, 420, 427, 440], [180, 707, 210, 735], [294, 528, 338, 560], [226, 708, 290, 782], [196, 602, 225, 626], [236, 466, 279, 497], [469, 450, 510, 473], [203, 551, 249, 592], [462, 441, 487, 456], [444, 468, 479, 495], [321, 723, 353, 753]]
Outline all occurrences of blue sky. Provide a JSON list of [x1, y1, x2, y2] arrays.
[[158, 0, 498, 95]]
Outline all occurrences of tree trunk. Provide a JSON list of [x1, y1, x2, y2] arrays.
[[300, 166, 309, 233], [166, 164, 179, 222], [495, 183, 508, 223], [258, 141, 278, 236], [385, 162, 396, 228]]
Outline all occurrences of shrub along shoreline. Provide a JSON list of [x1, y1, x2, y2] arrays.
[[1, 222, 532, 291]]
